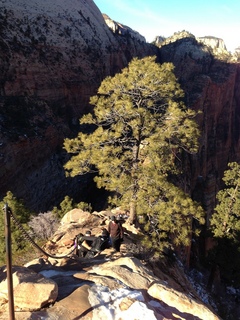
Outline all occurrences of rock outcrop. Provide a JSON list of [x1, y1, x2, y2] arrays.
[[0, 209, 222, 320], [197, 36, 227, 51], [103, 14, 146, 43], [0, 265, 58, 311]]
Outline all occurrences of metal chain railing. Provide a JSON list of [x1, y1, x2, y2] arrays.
[[7, 206, 76, 259]]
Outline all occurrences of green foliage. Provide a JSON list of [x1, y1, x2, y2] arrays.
[[52, 195, 74, 218], [210, 162, 240, 240], [209, 162, 240, 286], [64, 56, 205, 254], [76, 201, 92, 212], [139, 180, 205, 252], [0, 191, 32, 265], [52, 195, 92, 218], [60, 195, 74, 218]]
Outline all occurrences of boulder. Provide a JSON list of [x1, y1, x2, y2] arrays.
[[50, 284, 93, 319], [60, 209, 92, 225], [91, 257, 159, 290], [148, 282, 220, 320], [0, 266, 58, 311]]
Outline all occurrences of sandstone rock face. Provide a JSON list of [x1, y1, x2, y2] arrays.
[[103, 14, 146, 42], [0, 0, 157, 211], [0, 265, 58, 312], [0, 0, 156, 112], [197, 36, 227, 51], [154, 35, 166, 46], [158, 35, 240, 221], [60, 208, 93, 225], [148, 283, 219, 320]]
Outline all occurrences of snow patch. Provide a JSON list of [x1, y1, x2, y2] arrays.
[[88, 284, 157, 320]]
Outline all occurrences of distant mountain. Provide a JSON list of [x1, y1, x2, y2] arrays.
[[102, 13, 146, 42], [154, 31, 237, 58]]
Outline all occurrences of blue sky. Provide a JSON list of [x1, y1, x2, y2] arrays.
[[93, 0, 240, 52]]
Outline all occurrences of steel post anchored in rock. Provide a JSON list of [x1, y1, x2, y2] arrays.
[[3, 203, 15, 320]]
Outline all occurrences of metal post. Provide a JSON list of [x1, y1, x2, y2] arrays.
[[4, 203, 15, 320]]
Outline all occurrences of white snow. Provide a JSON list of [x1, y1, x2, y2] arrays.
[[40, 270, 160, 319], [88, 284, 158, 320], [39, 269, 79, 277]]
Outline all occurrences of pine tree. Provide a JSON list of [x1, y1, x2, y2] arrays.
[[210, 162, 240, 240], [208, 162, 240, 287], [0, 191, 32, 264], [64, 56, 205, 253]]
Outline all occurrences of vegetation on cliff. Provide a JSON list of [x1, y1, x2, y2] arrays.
[[0, 191, 32, 264], [0, 192, 91, 265], [208, 162, 240, 286], [211, 162, 240, 240]]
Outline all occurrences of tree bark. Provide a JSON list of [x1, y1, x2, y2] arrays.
[[128, 201, 136, 225]]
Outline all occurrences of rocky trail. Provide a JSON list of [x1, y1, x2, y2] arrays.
[[0, 209, 221, 320]]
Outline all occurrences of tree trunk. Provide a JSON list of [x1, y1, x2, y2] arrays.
[[128, 201, 136, 225], [129, 144, 140, 225]]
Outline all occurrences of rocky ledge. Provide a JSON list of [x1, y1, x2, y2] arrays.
[[0, 209, 221, 319]]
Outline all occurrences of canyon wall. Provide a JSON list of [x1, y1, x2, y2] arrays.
[[0, 0, 239, 219], [158, 35, 240, 222]]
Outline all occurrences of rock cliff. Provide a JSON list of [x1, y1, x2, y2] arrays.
[[0, 0, 158, 211], [158, 34, 240, 223], [197, 36, 227, 51], [103, 13, 146, 42]]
